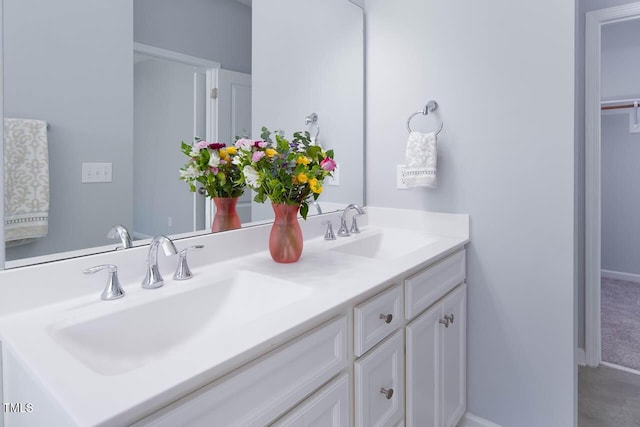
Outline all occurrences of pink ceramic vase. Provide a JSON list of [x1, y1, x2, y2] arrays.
[[211, 197, 242, 233], [269, 203, 303, 263]]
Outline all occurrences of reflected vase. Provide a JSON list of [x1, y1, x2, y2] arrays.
[[211, 197, 242, 233], [269, 203, 303, 263]]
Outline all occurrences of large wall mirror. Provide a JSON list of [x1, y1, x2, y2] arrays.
[[1, 0, 364, 269]]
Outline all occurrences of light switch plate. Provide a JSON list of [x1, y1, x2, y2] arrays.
[[82, 163, 112, 183]]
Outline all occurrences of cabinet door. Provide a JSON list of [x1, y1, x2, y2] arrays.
[[405, 304, 442, 427], [272, 374, 349, 427], [354, 330, 404, 427], [441, 284, 467, 427]]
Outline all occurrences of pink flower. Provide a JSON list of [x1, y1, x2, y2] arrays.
[[252, 151, 266, 162], [235, 138, 253, 150], [320, 157, 337, 171], [210, 167, 219, 174], [195, 140, 209, 150], [254, 140, 268, 148], [219, 159, 227, 165]]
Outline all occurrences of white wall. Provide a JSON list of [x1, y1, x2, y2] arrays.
[[252, 0, 364, 221], [601, 113, 640, 276], [366, 1, 575, 426], [602, 19, 640, 99], [4, 0, 134, 260], [134, 0, 252, 74]]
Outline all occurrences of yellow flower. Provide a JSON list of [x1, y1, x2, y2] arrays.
[[226, 146, 238, 155], [296, 156, 311, 165], [265, 148, 278, 158], [309, 178, 322, 194], [219, 148, 227, 157], [297, 172, 309, 184]]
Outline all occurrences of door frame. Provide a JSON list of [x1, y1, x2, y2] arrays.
[[584, 2, 640, 367], [134, 43, 220, 232]]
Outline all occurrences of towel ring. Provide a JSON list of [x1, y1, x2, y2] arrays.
[[305, 113, 320, 140], [407, 100, 443, 135]]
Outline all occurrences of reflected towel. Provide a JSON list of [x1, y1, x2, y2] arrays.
[[4, 118, 49, 246], [403, 130, 437, 188]]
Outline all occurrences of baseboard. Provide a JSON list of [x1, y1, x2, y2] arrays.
[[576, 347, 586, 366], [601, 361, 640, 376], [601, 269, 640, 284], [457, 413, 502, 427]]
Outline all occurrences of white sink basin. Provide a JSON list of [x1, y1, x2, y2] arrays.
[[330, 230, 438, 259], [48, 271, 310, 376]]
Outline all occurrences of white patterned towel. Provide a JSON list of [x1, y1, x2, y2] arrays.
[[4, 118, 50, 246], [403, 130, 437, 188]]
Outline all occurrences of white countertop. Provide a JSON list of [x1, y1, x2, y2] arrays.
[[0, 207, 469, 426]]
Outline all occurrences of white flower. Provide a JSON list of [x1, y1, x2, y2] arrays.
[[232, 155, 243, 166], [208, 151, 220, 168], [243, 165, 260, 189], [180, 165, 199, 180], [189, 147, 200, 157]]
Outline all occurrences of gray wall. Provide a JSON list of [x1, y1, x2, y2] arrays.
[[602, 19, 640, 100], [4, 0, 134, 260], [134, 59, 206, 237], [252, 0, 364, 221], [602, 113, 640, 275], [366, 1, 575, 425], [134, 0, 251, 74], [575, 0, 640, 350]]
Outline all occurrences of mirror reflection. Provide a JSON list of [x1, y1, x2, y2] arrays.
[[2, 0, 364, 268]]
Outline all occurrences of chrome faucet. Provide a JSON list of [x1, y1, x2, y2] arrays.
[[142, 235, 178, 289], [337, 204, 365, 237], [107, 224, 132, 249], [310, 200, 322, 215]]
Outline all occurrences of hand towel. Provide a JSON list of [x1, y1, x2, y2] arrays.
[[403, 130, 437, 188], [4, 118, 50, 246]]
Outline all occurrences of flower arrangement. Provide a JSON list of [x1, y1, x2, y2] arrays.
[[236, 127, 337, 219], [179, 137, 245, 198]]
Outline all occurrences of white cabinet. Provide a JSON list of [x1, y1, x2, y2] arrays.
[[406, 284, 466, 427], [135, 317, 347, 427], [354, 284, 403, 357], [271, 374, 349, 427], [355, 330, 404, 427]]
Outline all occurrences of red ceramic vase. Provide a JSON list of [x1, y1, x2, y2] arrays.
[[269, 203, 303, 263], [211, 197, 242, 233]]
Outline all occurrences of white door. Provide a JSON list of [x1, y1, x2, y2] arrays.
[[441, 284, 467, 427], [206, 69, 252, 226], [406, 303, 441, 427]]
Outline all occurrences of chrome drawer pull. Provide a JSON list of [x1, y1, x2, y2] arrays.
[[380, 387, 394, 400], [379, 313, 393, 324], [439, 318, 449, 328], [444, 314, 454, 324]]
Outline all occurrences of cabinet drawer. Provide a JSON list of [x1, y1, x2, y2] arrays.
[[271, 374, 349, 427], [135, 316, 348, 427], [405, 250, 465, 320], [355, 330, 404, 427], [354, 284, 403, 357]]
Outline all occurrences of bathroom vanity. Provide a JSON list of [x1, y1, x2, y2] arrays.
[[0, 207, 469, 426]]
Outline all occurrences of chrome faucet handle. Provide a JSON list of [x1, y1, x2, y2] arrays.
[[107, 224, 133, 250], [142, 235, 178, 289], [350, 214, 363, 234], [323, 221, 336, 240], [337, 217, 350, 237], [83, 264, 125, 301], [174, 245, 204, 281]]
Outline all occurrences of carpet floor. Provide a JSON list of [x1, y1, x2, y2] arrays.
[[601, 278, 640, 371]]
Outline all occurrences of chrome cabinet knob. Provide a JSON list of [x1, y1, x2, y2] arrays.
[[380, 387, 394, 400], [379, 313, 393, 324], [444, 314, 455, 324], [439, 318, 449, 328], [197, 187, 206, 196], [174, 245, 204, 280], [83, 264, 125, 301]]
